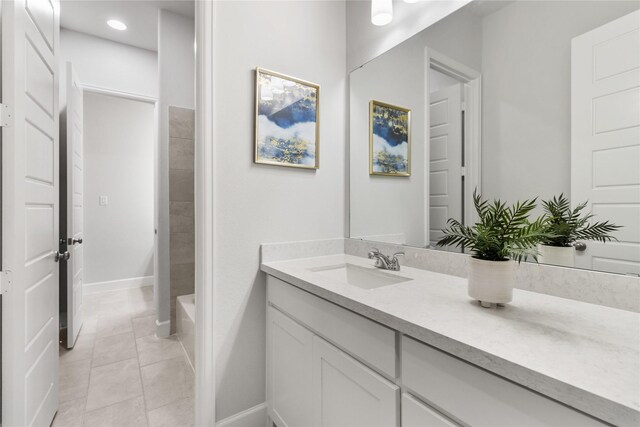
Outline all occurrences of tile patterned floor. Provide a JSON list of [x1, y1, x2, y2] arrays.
[[54, 287, 195, 427]]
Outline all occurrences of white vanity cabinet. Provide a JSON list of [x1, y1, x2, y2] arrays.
[[267, 304, 399, 427], [267, 276, 399, 427], [266, 275, 609, 427]]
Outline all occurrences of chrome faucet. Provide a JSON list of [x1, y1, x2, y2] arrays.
[[368, 248, 404, 271]]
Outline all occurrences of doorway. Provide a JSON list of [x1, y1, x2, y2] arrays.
[[55, 4, 196, 424], [1, 0, 197, 425], [1, 0, 204, 425], [425, 48, 481, 250]]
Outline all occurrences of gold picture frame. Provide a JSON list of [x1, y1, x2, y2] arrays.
[[254, 67, 320, 169], [369, 100, 411, 176]]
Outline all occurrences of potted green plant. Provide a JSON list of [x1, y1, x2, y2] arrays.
[[437, 192, 547, 307], [538, 194, 621, 267]]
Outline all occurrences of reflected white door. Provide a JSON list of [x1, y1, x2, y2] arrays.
[[571, 10, 640, 275], [1, 0, 60, 425], [429, 84, 463, 248], [66, 62, 84, 347]]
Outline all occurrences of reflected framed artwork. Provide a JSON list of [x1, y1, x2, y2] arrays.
[[254, 68, 320, 169], [369, 100, 411, 176]]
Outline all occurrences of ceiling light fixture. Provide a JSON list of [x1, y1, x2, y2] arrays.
[[107, 19, 127, 31], [371, 0, 393, 26]]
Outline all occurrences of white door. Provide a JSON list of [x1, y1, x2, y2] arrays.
[[1, 0, 60, 426], [429, 84, 463, 248], [312, 336, 398, 427], [571, 10, 640, 275], [66, 62, 83, 347], [267, 306, 313, 427]]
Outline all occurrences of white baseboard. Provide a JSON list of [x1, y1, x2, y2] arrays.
[[83, 275, 154, 294], [155, 319, 171, 338], [216, 403, 268, 427]]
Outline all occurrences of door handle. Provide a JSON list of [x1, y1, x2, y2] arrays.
[[68, 237, 83, 245], [54, 251, 70, 262], [574, 242, 587, 252]]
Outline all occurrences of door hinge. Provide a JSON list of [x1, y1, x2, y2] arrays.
[[1, 270, 14, 294], [461, 102, 466, 112], [461, 166, 467, 176], [0, 103, 14, 127]]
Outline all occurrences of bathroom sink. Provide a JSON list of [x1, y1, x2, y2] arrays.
[[308, 263, 411, 290]]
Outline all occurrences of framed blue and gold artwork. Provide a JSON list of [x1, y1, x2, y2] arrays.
[[369, 100, 411, 176], [255, 68, 320, 169]]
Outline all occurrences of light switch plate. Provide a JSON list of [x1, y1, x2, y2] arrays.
[[99, 195, 108, 206]]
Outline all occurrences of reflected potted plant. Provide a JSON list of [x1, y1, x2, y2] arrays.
[[437, 192, 547, 307], [538, 194, 621, 268]]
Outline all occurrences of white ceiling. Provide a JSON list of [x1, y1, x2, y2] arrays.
[[61, 0, 194, 52]]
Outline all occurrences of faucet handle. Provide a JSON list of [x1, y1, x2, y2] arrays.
[[390, 252, 404, 271]]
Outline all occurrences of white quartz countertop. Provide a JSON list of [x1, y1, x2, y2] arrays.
[[261, 254, 640, 426]]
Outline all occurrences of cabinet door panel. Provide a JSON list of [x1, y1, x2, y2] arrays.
[[267, 307, 314, 426], [313, 336, 399, 427], [402, 393, 458, 427]]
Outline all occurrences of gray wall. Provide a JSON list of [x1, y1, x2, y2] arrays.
[[83, 93, 155, 284], [60, 29, 158, 102], [168, 107, 195, 334], [481, 0, 640, 204], [212, 0, 346, 421]]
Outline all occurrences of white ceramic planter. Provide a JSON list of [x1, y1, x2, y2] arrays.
[[537, 244, 575, 268], [468, 257, 515, 306]]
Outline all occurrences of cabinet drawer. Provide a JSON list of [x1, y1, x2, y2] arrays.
[[267, 276, 396, 377], [402, 393, 458, 427], [313, 336, 399, 427], [401, 336, 606, 426]]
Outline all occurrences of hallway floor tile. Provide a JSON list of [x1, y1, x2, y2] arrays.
[[52, 286, 194, 427]]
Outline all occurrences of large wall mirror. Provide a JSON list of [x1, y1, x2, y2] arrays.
[[349, 0, 640, 276]]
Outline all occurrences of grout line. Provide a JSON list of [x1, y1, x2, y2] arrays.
[[131, 304, 152, 427], [81, 315, 99, 418], [133, 287, 160, 425], [168, 135, 195, 142], [147, 397, 195, 422]]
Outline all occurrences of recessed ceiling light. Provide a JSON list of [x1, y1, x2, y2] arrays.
[[371, 0, 393, 26], [107, 19, 127, 31]]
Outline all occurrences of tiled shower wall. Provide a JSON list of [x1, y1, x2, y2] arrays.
[[169, 107, 195, 333]]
